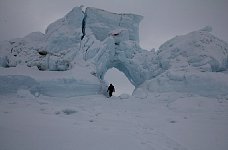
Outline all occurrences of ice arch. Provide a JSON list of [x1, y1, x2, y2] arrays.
[[88, 33, 162, 87], [78, 7, 163, 87]]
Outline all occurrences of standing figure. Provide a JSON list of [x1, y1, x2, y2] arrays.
[[107, 84, 115, 97]]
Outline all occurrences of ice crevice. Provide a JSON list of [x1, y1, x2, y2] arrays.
[[81, 9, 86, 40]]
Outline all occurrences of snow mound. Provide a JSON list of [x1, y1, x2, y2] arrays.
[[17, 89, 35, 98], [119, 93, 130, 99], [133, 88, 147, 99]]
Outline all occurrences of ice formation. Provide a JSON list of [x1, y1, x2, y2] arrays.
[[137, 27, 228, 98], [0, 7, 228, 98]]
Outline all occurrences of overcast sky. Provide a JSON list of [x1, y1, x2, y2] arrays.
[[1, 0, 228, 49], [0, 0, 228, 95]]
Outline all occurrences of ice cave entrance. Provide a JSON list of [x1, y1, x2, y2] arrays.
[[104, 68, 135, 96]]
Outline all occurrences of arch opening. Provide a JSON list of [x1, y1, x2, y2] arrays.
[[104, 68, 135, 96]]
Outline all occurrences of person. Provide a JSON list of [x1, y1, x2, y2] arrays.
[[107, 84, 115, 97]]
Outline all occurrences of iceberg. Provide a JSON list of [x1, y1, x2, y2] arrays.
[[0, 7, 227, 98]]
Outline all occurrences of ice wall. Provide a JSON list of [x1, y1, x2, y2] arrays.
[[85, 7, 143, 42], [0, 65, 101, 97]]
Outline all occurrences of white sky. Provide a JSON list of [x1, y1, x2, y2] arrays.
[[0, 0, 228, 95]]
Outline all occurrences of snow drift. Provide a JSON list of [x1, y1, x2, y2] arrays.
[[0, 7, 228, 98]]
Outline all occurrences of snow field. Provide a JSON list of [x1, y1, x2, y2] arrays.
[[0, 93, 228, 150]]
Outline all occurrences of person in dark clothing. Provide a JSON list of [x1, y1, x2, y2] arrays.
[[107, 84, 115, 97]]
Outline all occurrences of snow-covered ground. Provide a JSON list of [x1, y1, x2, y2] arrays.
[[0, 93, 228, 150]]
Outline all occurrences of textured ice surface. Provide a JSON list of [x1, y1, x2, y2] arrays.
[[85, 7, 142, 42]]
